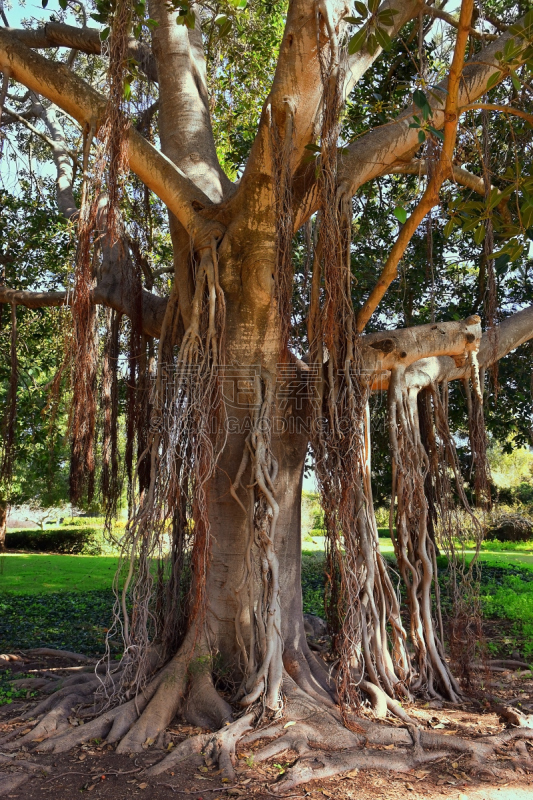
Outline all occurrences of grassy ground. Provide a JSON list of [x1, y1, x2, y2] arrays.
[[0, 553, 119, 594], [2, 542, 533, 658]]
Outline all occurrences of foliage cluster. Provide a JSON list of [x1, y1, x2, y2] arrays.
[[5, 526, 102, 554]]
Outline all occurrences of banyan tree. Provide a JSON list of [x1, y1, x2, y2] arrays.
[[1, 0, 533, 789]]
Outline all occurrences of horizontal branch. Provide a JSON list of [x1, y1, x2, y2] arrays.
[[361, 315, 481, 373], [0, 287, 66, 309], [8, 23, 158, 82], [388, 159, 512, 226], [460, 102, 533, 126], [375, 306, 533, 393], [0, 284, 167, 338], [0, 29, 223, 247], [421, 3, 498, 41]]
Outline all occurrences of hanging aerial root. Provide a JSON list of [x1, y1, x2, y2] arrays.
[[230, 372, 284, 713], [388, 366, 461, 702]]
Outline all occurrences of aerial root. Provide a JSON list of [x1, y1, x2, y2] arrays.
[[147, 713, 255, 780], [359, 679, 417, 724]]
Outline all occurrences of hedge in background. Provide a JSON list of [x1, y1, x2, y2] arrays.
[[5, 527, 101, 555]]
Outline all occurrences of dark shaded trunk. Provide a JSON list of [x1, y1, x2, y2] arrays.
[[0, 501, 7, 551]]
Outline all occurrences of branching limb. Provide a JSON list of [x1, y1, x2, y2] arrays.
[[28, 94, 79, 220], [0, 287, 67, 309], [8, 23, 158, 82], [0, 28, 224, 246], [0, 284, 166, 337], [460, 102, 533, 126], [147, 0, 233, 203], [421, 3, 498, 41]]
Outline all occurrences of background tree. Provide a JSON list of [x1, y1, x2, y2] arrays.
[[1, 0, 533, 788]]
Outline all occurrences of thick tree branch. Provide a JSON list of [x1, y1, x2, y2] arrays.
[[344, 0, 424, 97], [0, 28, 224, 247], [0, 287, 67, 309], [29, 94, 79, 221], [238, 0, 420, 217], [7, 23, 158, 83], [378, 306, 533, 394], [361, 315, 481, 373], [356, 0, 474, 332], [147, 0, 232, 203], [0, 284, 166, 338]]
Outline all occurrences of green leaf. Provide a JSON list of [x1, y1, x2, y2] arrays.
[[185, 10, 195, 28], [428, 126, 444, 141], [123, 80, 131, 101], [58, 0, 68, 9], [509, 243, 524, 262], [486, 71, 502, 91], [41, 0, 48, 7], [304, 143, 321, 153], [348, 27, 367, 55], [412, 89, 428, 109], [418, 129, 426, 143], [473, 224, 486, 245], [377, 8, 398, 26], [495, 253, 510, 272], [443, 219, 454, 239], [176, 14, 186, 25], [368, 0, 380, 13], [354, 1, 368, 18], [487, 187, 502, 210], [394, 206, 407, 224], [375, 26, 391, 51], [366, 33, 378, 55], [100, 27, 110, 41], [510, 70, 521, 91]]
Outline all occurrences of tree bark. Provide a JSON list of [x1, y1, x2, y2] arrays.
[[0, 501, 7, 552]]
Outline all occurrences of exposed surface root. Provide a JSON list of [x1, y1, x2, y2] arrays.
[[182, 671, 233, 730], [147, 712, 254, 780], [0, 772, 31, 797], [114, 639, 192, 752], [5, 660, 533, 793], [273, 745, 448, 792]]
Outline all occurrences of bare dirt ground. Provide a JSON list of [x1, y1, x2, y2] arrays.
[[1, 652, 532, 800]]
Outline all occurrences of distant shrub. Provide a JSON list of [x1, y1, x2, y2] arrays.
[[486, 513, 533, 543], [62, 516, 106, 527], [5, 527, 101, 555]]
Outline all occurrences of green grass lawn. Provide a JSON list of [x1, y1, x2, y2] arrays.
[[0, 553, 120, 594], [2, 544, 533, 658]]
